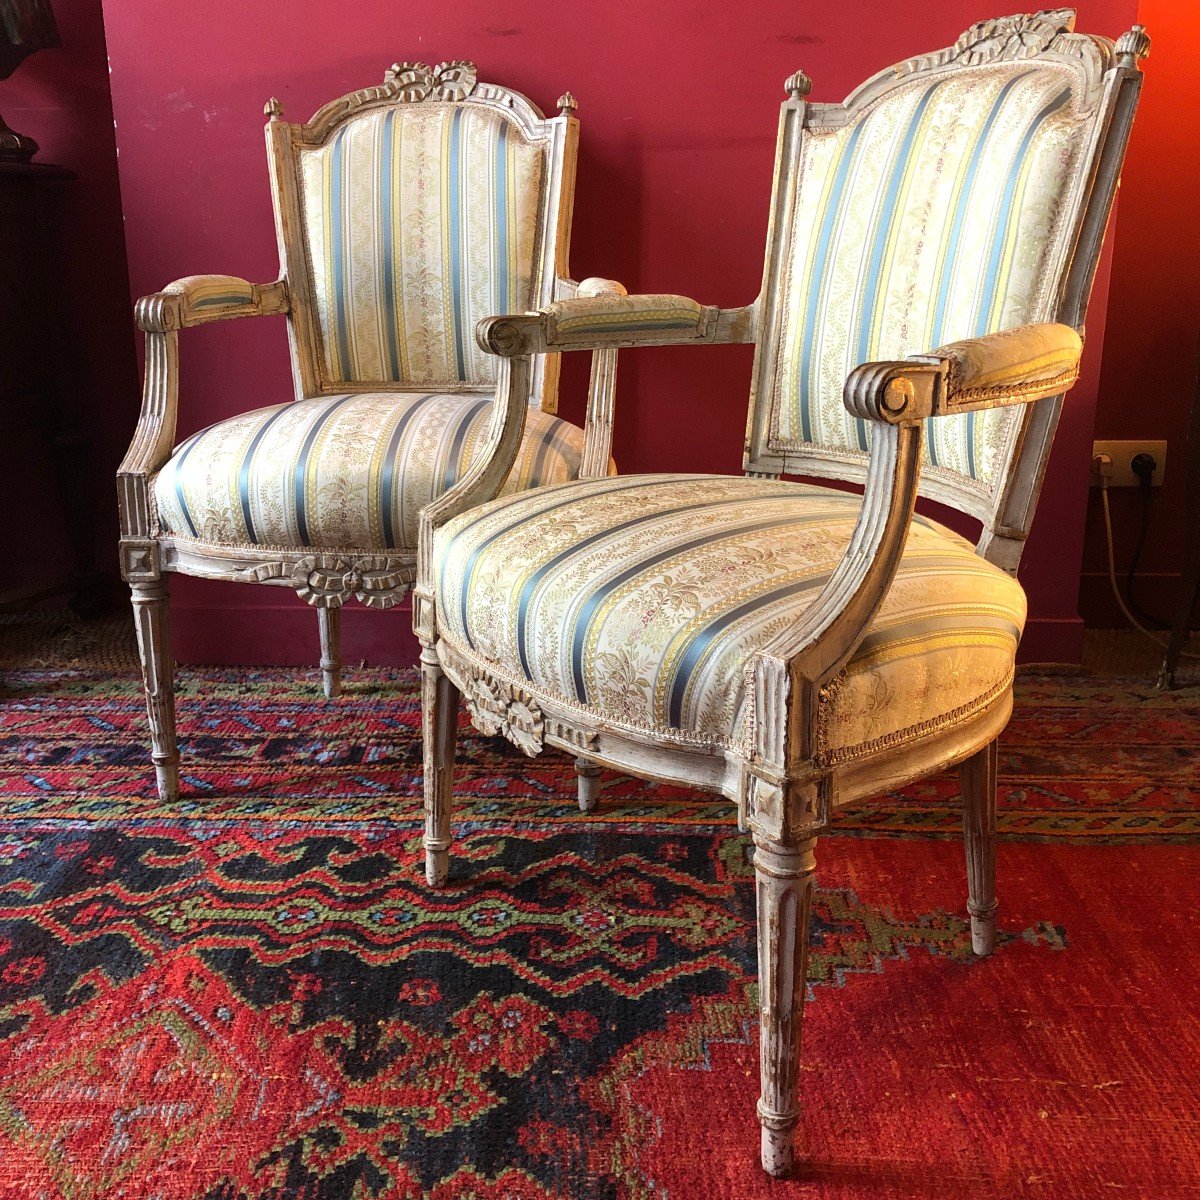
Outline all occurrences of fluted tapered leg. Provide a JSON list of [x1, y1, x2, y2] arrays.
[[575, 757, 602, 813], [421, 647, 460, 887], [754, 835, 817, 1177], [130, 580, 179, 801], [317, 606, 342, 699], [961, 739, 999, 956]]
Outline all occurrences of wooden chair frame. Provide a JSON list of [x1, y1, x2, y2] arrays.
[[412, 14, 1149, 1176], [117, 61, 624, 801]]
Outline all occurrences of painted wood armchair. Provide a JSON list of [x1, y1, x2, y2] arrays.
[[117, 62, 624, 802], [412, 13, 1148, 1177]]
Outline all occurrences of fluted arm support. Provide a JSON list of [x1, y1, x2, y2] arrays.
[[750, 322, 1084, 774], [118, 275, 291, 540], [574, 278, 628, 478]]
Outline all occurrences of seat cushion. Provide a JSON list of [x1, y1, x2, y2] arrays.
[[153, 392, 587, 551], [435, 474, 1025, 763]]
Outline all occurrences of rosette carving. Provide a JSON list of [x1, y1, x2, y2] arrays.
[[463, 670, 544, 757]]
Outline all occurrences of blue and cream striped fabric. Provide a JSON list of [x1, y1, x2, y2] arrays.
[[299, 105, 546, 388], [773, 64, 1089, 486], [435, 474, 1025, 761], [153, 392, 588, 551]]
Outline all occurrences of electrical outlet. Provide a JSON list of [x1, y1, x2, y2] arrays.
[[1090, 439, 1167, 487]]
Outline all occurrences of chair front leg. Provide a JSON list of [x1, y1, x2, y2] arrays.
[[575, 757, 602, 813], [130, 579, 180, 801], [753, 834, 817, 1177], [421, 646, 460, 887], [961, 738, 999, 956], [317, 606, 342, 699]]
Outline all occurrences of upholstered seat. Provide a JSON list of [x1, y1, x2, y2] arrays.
[[154, 392, 588, 550], [435, 473, 1025, 762]]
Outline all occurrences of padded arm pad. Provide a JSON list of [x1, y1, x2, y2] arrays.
[[135, 275, 289, 333], [476, 290, 757, 357], [844, 322, 1083, 426], [543, 293, 714, 344], [925, 322, 1083, 401]]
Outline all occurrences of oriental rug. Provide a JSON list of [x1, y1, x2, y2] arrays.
[[0, 665, 1196, 1199]]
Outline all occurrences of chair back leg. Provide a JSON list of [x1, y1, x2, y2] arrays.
[[961, 739, 999, 957], [575, 757, 602, 812], [421, 647, 460, 886], [130, 580, 180, 801], [317, 606, 343, 699], [753, 834, 817, 1177]]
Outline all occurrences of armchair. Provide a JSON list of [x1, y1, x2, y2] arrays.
[[413, 13, 1148, 1176], [117, 62, 624, 802]]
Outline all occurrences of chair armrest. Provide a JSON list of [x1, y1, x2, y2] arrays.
[[844, 323, 1083, 426], [134, 275, 289, 332], [478, 292, 755, 355], [748, 323, 1084, 782], [118, 275, 291, 540]]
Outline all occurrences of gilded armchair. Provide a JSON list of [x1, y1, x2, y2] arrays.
[[413, 13, 1148, 1176], [117, 62, 624, 802]]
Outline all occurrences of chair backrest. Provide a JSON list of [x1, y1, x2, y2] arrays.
[[744, 10, 1147, 567], [266, 61, 578, 408]]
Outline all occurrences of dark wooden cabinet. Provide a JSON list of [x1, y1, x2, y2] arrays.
[[0, 160, 104, 614]]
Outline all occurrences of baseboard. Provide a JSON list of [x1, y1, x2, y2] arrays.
[[172, 598, 420, 668], [1017, 615, 1086, 665]]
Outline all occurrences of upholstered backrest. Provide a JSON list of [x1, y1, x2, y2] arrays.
[[268, 63, 577, 405], [745, 12, 1146, 548]]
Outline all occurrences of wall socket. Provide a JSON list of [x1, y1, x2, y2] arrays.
[[1091, 439, 1167, 487]]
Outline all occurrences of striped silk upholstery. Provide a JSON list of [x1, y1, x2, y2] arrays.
[[772, 64, 1092, 486], [299, 105, 545, 388], [435, 474, 1025, 761], [153, 393, 587, 552]]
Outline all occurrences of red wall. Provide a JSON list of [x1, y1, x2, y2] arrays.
[[4, 0, 138, 594], [99, 0, 1141, 667], [1083, 0, 1200, 628]]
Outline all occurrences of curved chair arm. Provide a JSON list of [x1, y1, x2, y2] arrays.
[[118, 275, 290, 541], [425, 289, 754, 529], [748, 322, 1083, 783], [413, 289, 754, 641]]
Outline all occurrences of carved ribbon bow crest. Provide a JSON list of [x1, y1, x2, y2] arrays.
[[384, 60, 478, 101], [464, 672, 544, 757], [949, 9, 1075, 66]]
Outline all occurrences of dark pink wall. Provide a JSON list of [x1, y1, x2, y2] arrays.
[[99, 0, 1140, 666], [4, 0, 138, 589], [1082, 0, 1200, 628]]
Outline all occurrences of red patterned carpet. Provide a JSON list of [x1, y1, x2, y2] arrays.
[[0, 664, 1196, 1199]]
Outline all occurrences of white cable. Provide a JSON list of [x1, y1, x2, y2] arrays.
[[1099, 479, 1199, 660]]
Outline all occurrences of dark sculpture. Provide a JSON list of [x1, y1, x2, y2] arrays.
[[0, 0, 60, 161]]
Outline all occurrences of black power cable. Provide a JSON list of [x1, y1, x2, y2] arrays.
[[1124, 452, 1170, 629]]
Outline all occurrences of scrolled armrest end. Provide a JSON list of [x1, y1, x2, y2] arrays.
[[476, 313, 546, 357], [843, 360, 942, 426]]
